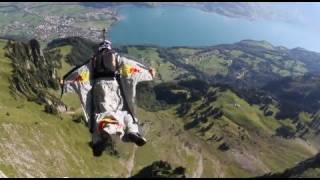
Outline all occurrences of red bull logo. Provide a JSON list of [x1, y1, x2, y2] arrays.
[[122, 64, 140, 77], [73, 70, 90, 82]]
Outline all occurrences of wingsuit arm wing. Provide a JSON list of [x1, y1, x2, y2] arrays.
[[61, 60, 93, 125], [118, 56, 154, 117], [120, 56, 154, 82]]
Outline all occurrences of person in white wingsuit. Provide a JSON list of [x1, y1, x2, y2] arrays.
[[61, 39, 156, 156]]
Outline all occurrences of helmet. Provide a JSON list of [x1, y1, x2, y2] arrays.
[[98, 40, 112, 51]]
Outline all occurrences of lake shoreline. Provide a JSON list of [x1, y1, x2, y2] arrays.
[[108, 4, 319, 53]]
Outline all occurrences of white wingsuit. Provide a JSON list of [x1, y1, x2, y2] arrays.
[[62, 42, 153, 145]]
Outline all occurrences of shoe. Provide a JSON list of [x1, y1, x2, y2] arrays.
[[91, 131, 111, 157], [127, 132, 147, 146], [92, 139, 107, 157]]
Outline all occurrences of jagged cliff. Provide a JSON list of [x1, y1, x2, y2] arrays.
[[4, 39, 67, 114]]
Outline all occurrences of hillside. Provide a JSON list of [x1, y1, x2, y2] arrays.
[[0, 39, 130, 178], [165, 40, 320, 89], [136, 79, 318, 177], [0, 37, 319, 177], [263, 74, 320, 119], [118, 40, 320, 141], [259, 153, 320, 178]]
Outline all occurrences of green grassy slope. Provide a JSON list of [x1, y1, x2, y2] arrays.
[[259, 153, 320, 178], [167, 40, 320, 90], [0, 40, 128, 177], [172, 86, 317, 177]]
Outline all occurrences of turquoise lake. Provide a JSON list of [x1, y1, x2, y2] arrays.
[[108, 5, 320, 52]]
